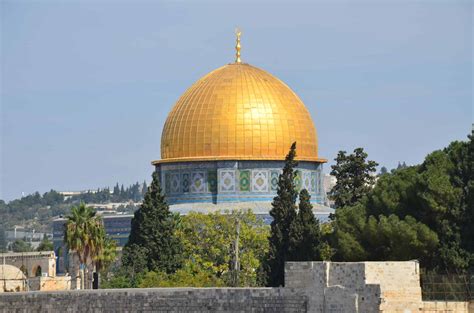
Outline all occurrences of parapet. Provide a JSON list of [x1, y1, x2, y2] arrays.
[[285, 261, 423, 313]]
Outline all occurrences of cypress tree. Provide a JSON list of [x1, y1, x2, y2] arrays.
[[120, 184, 125, 201], [141, 180, 148, 198], [122, 171, 182, 274], [289, 189, 322, 261], [113, 183, 120, 196], [0, 225, 6, 253], [265, 142, 298, 287]]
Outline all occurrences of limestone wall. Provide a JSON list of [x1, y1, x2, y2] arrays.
[[28, 276, 72, 291], [0, 288, 308, 313], [0, 279, 26, 293], [422, 301, 471, 313], [364, 261, 422, 312], [285, 261, 423, 313], [285, 261, 381, 313], [1, 261, 471, 313], [1, 251, 56, 278]]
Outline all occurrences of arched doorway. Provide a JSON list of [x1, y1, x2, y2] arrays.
[[33, 265, 42, 277]]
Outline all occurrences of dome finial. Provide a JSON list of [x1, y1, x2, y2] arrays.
[[235, 27, 242, 63]]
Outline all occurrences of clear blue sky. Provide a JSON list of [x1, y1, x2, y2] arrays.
[[1, 1, 472, 201]]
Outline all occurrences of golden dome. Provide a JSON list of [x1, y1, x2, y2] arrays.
[[154, 63, 325, 164]]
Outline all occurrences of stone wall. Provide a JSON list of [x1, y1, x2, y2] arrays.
[[0, 279, 26, 293], [422, 301, 471, 313], [28, 276, 72, 292], [0, 288, 308, 313], [364, 261, 423, 312], [285, 261, 424, 313], [1, 261, 472, 313]]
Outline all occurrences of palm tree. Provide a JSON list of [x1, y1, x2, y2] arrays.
[[93, 236, 117, 288], [94, 236, 117, 272], [64, 202, 103, 289]]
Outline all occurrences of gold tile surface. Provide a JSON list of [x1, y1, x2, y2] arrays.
[[155, 63, 324, 164]]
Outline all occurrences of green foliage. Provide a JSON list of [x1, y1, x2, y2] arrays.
[[101, 271, 142, 289], [0, 182, 147, 234], [0, 225, 6, 253], [71, 182, 147, 204], [123, 172, 183, 275], [461, 131, 474, 257], [1, 190, 68, 233], [37, 237, 54, 251], [139, 266, 226, 288], [329, 148, 378, 208], [64, 202, 117, 288], [106, 209, 269, 288], [289, 189, 323, 261], [94, 236, 117, 273], [177, 210, 269, 287], [264, 142, 298, 287], [121, 243, 149, 279], [332, 204, 439, 262], [64, 202, 104, 266], [10, 239, 33, 252], [331, 133, 473, 272]]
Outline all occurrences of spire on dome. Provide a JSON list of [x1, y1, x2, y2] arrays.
[[235, 28, 242, 63]]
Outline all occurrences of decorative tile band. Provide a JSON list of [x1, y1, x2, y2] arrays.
[[156, 160, 325, 206]]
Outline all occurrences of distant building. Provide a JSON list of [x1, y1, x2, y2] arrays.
[[323, 174, 337, 207], [58, 190, 95, 200], [5, 226, 52, 250], [323, 174, 336, 195], [58, 189, 113, 200], [1, 251, 56, 278], [0, 252, 74, 291], [85, 202, 141, 211]]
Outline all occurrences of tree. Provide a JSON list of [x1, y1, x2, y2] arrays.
[[10, 239, 33, 252], [94, 237, 117, 274], [331, 203, 439, 263], [396, 161, 408, 170], [138, 267, 225, 288], [42, 190, 64, 206], [120, 184, 125, 200], [264, 142, 298, 287], [37, 236, 54, 251], [113, 183, 120, 197], [380, 166, 388, 175], [461, 131, 474, 258], [289, 189, 323, 261], [141, 180, 148, 197], [0, 225, 6, 253], [329, 148, 378, 208], [176, 210, 268, 287], [331, 133, 474, 272], [64, 202, 104, 289], [92, 235, 117, 289], [122, 171, 183, 275]]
